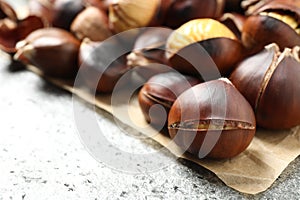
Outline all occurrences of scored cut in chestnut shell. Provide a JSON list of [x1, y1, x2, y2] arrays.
[[138, 72, 201, 129], [168, 78, 256, 159], [14, 28, 80, 78], [166, 18, 245, 79], [230, 43, 300, 129]]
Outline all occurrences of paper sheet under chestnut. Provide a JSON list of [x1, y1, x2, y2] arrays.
[[27, 65, 300, 195]]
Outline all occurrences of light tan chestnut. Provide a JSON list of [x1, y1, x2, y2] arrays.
[[230, 43, 300, 129], [166, 18, 245, 78], [14, 28, 80, 78], [71, 6, 112, 41], [168, 78, 256, 159]]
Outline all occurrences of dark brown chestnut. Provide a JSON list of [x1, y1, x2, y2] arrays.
[[127, 28, 173, 80], [29, 0, 85, 30], [224, 0, 243, 13], [139, 72, 201, 128], [14, 28, 80, 78], [242, 0, 300, 53], [166, 18, 245, 79], [168, 78, 256, 159], [78, 38, 130, 93], [230, 43, 300, 129], [164, 0, 226, 28], [71, 6, 112, 41], [219, 13, 246, 40]]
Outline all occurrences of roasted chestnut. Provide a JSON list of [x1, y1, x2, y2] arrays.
[[168, 78, 256, 159], [166, 18, 245, 79], [164, 0, 226, 28], [78, 38, 130, 93], [14, 28, 80, 78], [71, 6, 112, 41], [139, 72, 201, 129], [230, 43, 300, 129], [242, 0, 300, 52], [127, 28, 173, 80]]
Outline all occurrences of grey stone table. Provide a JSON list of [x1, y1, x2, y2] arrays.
[[0, 1, 300, 199]]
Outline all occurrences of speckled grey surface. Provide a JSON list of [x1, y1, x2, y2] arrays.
[[0, 1, 300, 199]]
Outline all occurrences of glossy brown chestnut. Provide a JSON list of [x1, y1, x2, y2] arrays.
[[127, 28, 173, 80], [166, 19, 245, 79], [168, 78, 256, 159], [78, 38, 130, 93], [29, 0, 85, 30], [139, 72, 201, 128], [71, 6, 112, 41], [242, 0, 300, 53], [230, 43, 300, 129], [164, 0, 226, 28], [14, 28, 80, 78]]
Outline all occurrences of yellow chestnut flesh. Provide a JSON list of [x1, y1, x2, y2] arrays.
[[166, 18, 237, 59], [259, 11, 300, 34]]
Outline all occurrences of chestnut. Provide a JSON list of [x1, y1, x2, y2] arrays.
[[166, 18, 245, 79], [78, 38, 130, 93], [108, 0, 170, 33], [164, 0, 226, 28], [230, 43, 300, 129], [71, 6, 112, 41], [127, 28, 173, 80], [29, 0, 85, 30], [242, 0, 300, 52], [138, 72, 201, 129], [168, 78, 256, 159], [14, 28, 80, 78]]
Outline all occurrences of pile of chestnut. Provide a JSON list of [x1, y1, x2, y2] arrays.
[[1, 0, 300, 159]]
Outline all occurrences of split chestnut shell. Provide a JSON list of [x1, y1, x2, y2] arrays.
[[168, 78, 256, 159], [230, 43, 300, 129], [166, 19, 245, 79]]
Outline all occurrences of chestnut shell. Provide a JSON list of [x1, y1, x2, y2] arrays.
[[79, 39, 130, 93], [15, 28, 80, 78], [242, 14, 300, 53], [230, 43, 300, 129], [168, 38, 245, 79], [168, 79, 256, 159]]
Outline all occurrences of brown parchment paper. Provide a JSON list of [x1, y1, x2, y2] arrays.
[[26, 65, 300, 195]]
